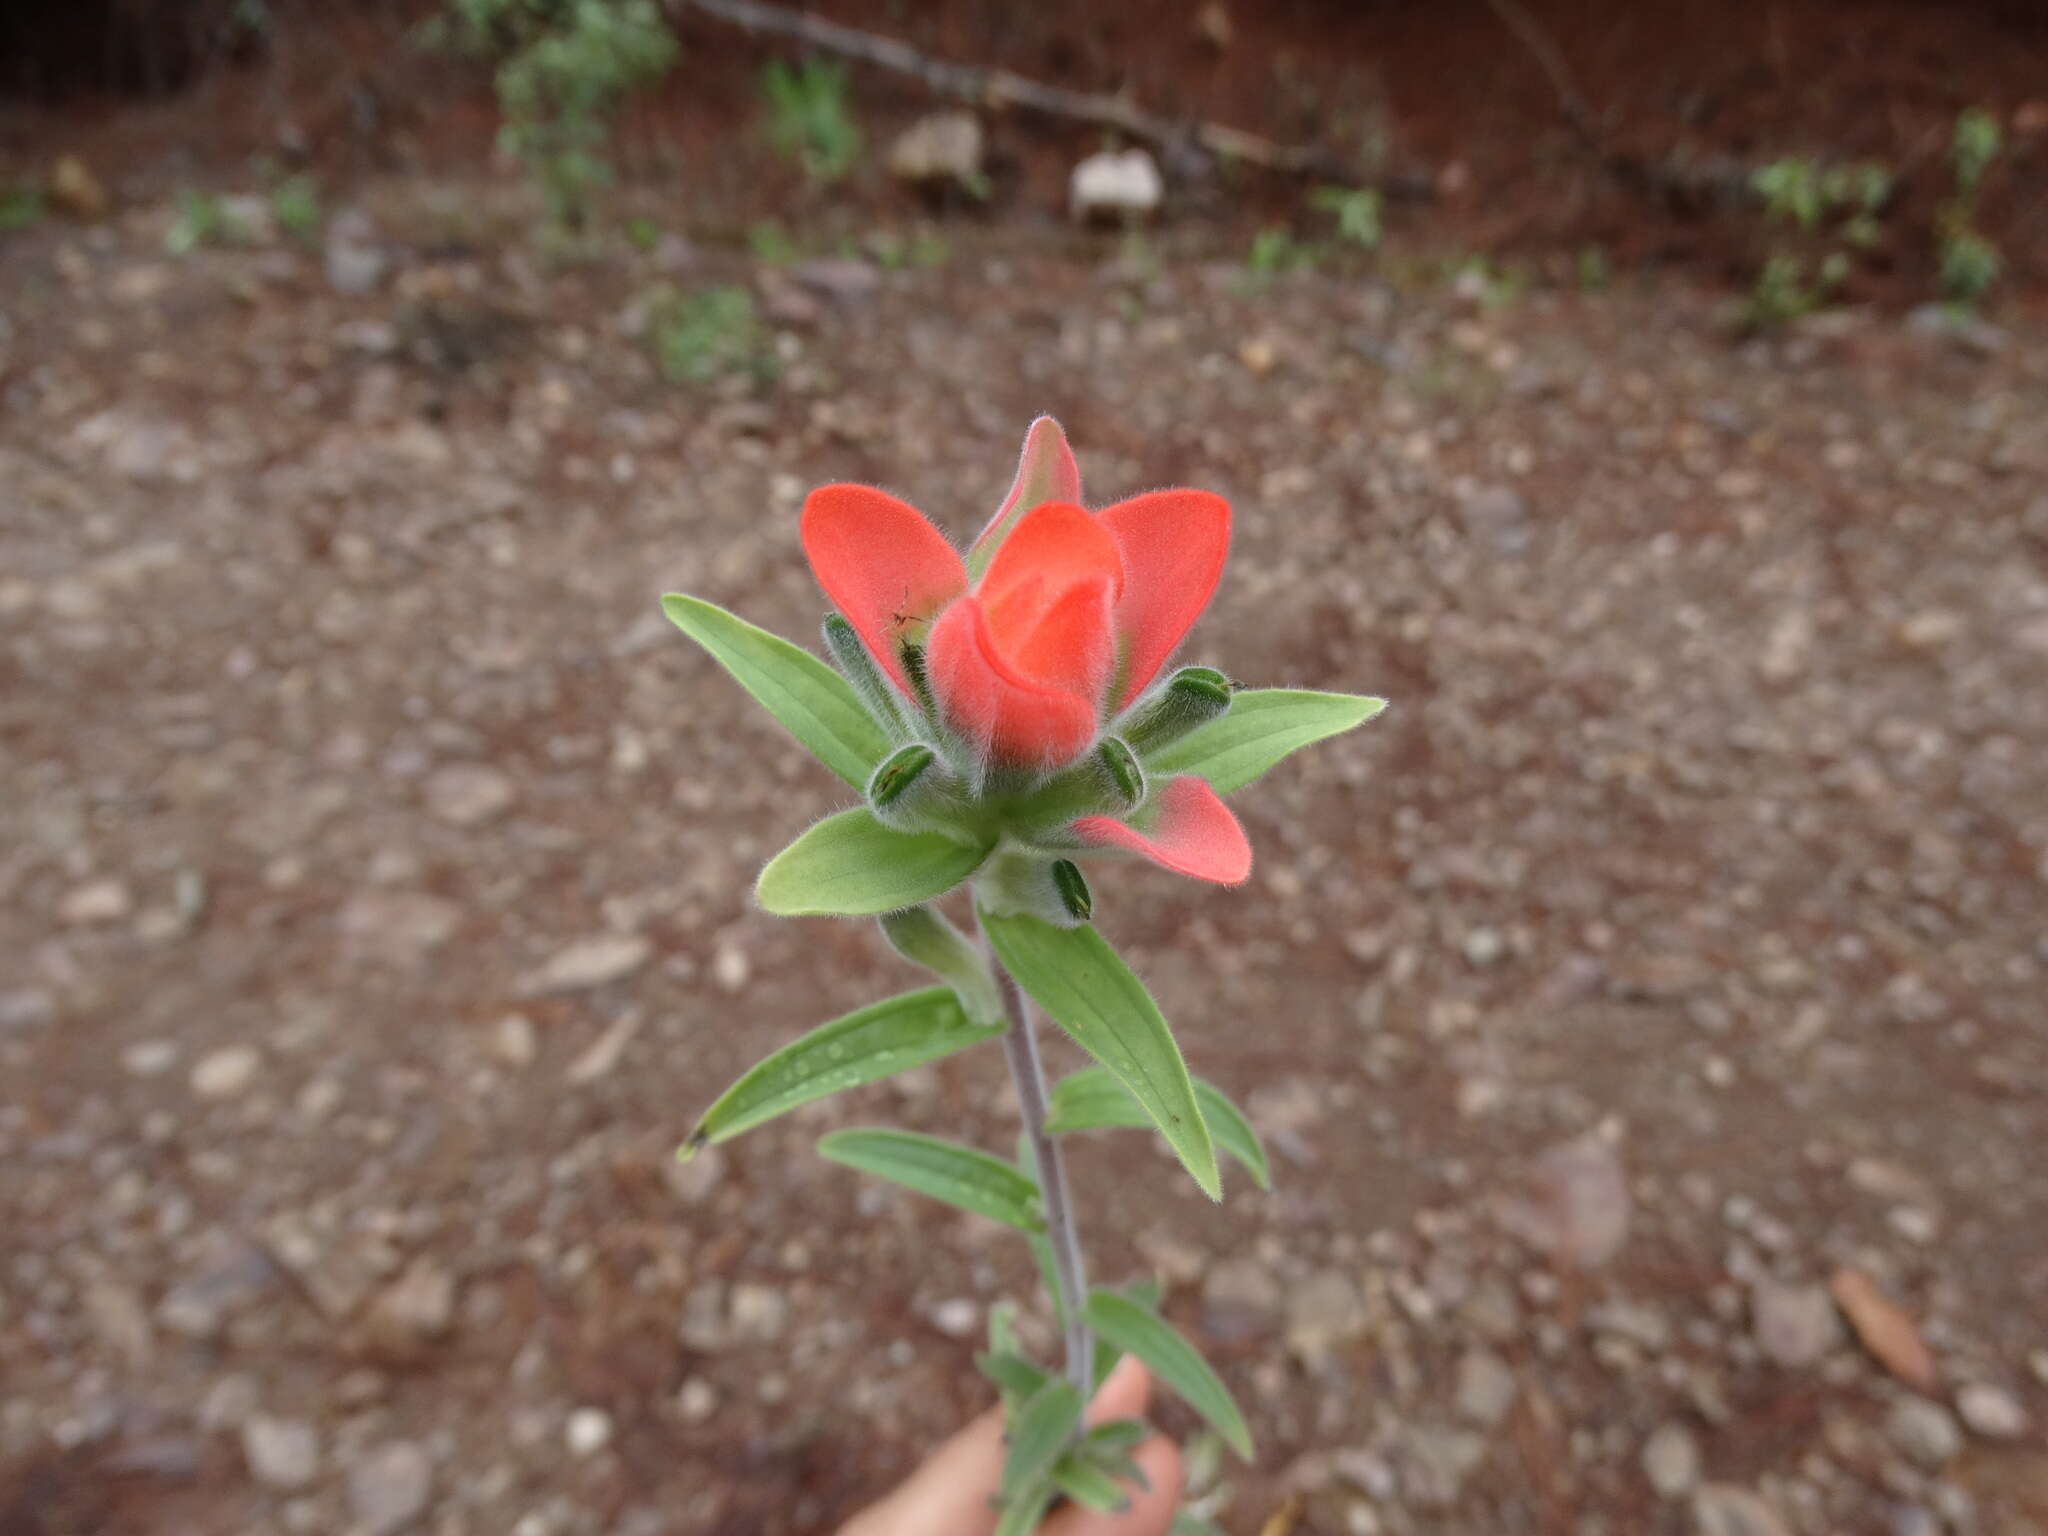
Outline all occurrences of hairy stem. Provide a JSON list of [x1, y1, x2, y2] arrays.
[[994, 960, 1095, 1395]]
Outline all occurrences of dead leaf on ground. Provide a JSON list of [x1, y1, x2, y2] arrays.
[[1829, 1266, 1938, 1391], [1258, 1494, 1303, 1536]]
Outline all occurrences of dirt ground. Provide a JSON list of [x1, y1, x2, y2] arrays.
[[5, 8, 2048, 1535]]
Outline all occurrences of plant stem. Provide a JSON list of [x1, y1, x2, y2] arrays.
[[994, 960, 1095, 1396]]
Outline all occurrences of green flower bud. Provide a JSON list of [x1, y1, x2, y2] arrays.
[[869, 743, 936, 808], [899, 639, 937, 718], [823, 613, 911, 739], [1121, 666, 1233, 755], [1051, 860, 1092, 922], [1095, 737, 1144, 809]]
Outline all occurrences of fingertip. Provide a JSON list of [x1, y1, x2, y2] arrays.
[[1086, 1354, 1151, 1423]]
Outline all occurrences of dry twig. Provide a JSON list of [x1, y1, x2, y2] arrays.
[[672, 0, 1433, 197]]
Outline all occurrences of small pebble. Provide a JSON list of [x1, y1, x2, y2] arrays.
[[564, 1407, 613, 1458]]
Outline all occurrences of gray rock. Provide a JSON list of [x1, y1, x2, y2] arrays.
[[1750, 1279, 1841, 1368], [728, 1282, 790, 1343], [363, 1261, 457, 1362], [339, 890, 462, 965], [1954, 1381, 2029, 1440], [929, 1298, 978, 1339], [518, 934, 652, 995], [325, 209, 389, 295], [1885, 1396, 1961, 1468], [1455, 485, 1532, 555], [1692, 1483, 1791, 1536], [1286, 1269, 1366, 1365], [1642, 1422, 1701, 1499], [1070, 149, 1163, 222], [679, 1280, 726, 1350], [190, 1045, 261, 1100], [791, 258, 881, 302], [242, 1414, 320, 1490], [1202, 1256, 1281, 1344], [1589, 1298, 1673, 1352], [0, 989, 57, 1034], [564, 1406, 613, 1458], [60, 877, 132, 925], [424, 763, 515, 826], [1497, 1133, 1630, 1268], [1452, 1348, 1518, 1428], [886, 112, 984, 187], [347, 1441, 432, 1536], [677, 1378, 717, 1423], [1394, 1424, 1487, 1509], [1461, 926, 1507, 967]]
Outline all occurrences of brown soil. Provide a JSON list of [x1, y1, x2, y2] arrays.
[[4, 6, 2048, 1535]]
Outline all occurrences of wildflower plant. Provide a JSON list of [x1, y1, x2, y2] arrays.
[[665, 418, 1383, 1529]]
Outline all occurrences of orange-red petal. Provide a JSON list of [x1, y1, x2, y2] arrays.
[[1095, 490, 1231, 710], [800, 484, 966, 693], [926, 595, 1102, 769], [970, 415, 1084, 572], [1071, 776, 1252, 884]]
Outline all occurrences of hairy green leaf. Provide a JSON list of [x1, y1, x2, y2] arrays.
[[758, 809, 993, 916], [1052, 1454, 1130, 1513], [975, 1350, 1051, 1405], [1145, 687, 1387, 795], [817, 1128, 1043, 1232], [1046, 1066, 1271, 1190], [1084, 1290, 1252, 1461], [1002, 1378, 1084, 1498], [683, 987, 1001, 1152], [981, 911, 1219, 1200], [662, 594, 889, 786], [993, 1484, 1055, 1536], [1170, 1515, 1230, 1536], [1086, 1417, 1150, 1455]]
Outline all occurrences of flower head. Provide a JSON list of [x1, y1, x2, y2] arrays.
[[801, 417, 1250, 893]]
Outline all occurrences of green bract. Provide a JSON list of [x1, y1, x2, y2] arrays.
[[1146, 687, 1389, 795]]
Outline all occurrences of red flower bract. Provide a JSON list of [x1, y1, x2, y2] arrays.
[[803, 478, 1229, 768], [799, 418, 1248, 883]]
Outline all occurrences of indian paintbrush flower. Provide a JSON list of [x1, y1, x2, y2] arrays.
[[800, 416, 1251, 906], [662, 416, 1385, 1523]]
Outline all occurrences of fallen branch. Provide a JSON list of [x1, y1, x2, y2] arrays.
[[1482, 0, 1755, 211], [671, 0, 1433, 197]]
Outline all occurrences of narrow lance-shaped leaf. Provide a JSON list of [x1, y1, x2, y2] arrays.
[[682, 987, 1002, 1154], [1145, 687, 1387, 795], [758, 808, 994, 916], [662, 594, 890, 787], [975, 1350, 1051, 1406], [1084, 1289, 1253, 1461], [817, 1128, 1044, 1233], [1001, 1377, 1084, 1498], [1046, 1066, 1271, 1191], [994, 1486, 1056, 1536], [1051, 1455, 1131, 1514], [981, 910, 1220, 1201]]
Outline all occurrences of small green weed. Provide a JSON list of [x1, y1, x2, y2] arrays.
[[269, 175, 322, 241], [425, 0, 678, 230], [0, 185, 45, 232], [164, 189, 252, 255], [760, 58, 861, 183], [646, 284, 774, 386], [1309, 185, 1383, 250], [1937, 108, 2003, 308]]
